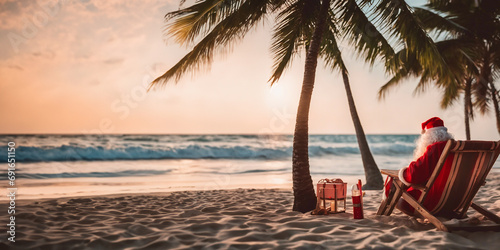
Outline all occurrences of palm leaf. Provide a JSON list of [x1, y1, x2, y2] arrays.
[[412, 7, 469, 38], [439, 78, 461, 108], [378, 47, 424, 99], [473, 53, 493, 114], [425, 0, 475, 15], [320, 15, 347, 73], [269, 0, 320, 84], [165, 0, 243, 46], [491, 41, 500, 75], [373, 0, 450, 79], [377, 72, 410, 100], [150, 0, 271, 89], [338, 0, 395, 67]]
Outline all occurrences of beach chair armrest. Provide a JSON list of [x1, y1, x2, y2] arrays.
[[381, 169, 426, 190], [380, 169, 399, 178], [408, 184, 426, 191]]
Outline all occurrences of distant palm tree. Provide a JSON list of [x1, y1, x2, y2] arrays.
[[320, 1, 394, 190], [150, 0, 448, 212], [378, 0, 500, 139]]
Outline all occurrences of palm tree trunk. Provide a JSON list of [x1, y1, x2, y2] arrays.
[[490, 83, 500, 135], [292, 0, 331, 213], [341, 70, 383, 190], [464, 78, 472, 140]]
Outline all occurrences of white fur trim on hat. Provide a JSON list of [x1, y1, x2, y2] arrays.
[[399, 167, 412, 186], [425, 126, 447, 133]]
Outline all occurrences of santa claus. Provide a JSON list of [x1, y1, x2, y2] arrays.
[[385, 117, 454, 216]]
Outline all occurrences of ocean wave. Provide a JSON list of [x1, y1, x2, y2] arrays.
[[0, 143, 415, 162]]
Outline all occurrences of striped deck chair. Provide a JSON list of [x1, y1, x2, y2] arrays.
[[377, 139, 500, 232]]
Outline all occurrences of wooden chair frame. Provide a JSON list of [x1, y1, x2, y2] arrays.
[[377, 139, 500, 232]]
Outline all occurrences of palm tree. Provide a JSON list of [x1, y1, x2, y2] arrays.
[[320, 1, 390, 190], [270, 0, 449, 190], [288, 0, 332, 213], [378, 0, 500, 139], [269, 0, 387, 191], [342, 68, 384, 189], [333, 0, 400, 190], [149, 0, 331, 212], [150, 0, 447, 212], [491, 83, 500, 133], [378, 39, 474, 138]]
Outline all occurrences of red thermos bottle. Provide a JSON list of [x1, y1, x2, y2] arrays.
[[352, 180, 363, 219]]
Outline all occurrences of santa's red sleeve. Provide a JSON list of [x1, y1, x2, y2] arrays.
[[398, 144, 442, 186]]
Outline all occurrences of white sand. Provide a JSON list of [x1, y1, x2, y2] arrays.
[[1, 173, 499, 249]]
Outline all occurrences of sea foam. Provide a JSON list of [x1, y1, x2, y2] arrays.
[[0, 134, 417, 162]]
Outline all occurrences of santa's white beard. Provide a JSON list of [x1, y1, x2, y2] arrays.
[[413, 128, 454, 160]]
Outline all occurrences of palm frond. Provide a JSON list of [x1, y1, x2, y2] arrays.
[[433, 39, 473, 87], [377, 71, 409, 100], [374, 0, 449, 78], [413, 7, 469, 38], [377, 47, 423, 100], [338, 0, 395, 67], [150, 0, 271, 89], [491, 41, 500, 74], [437, 38, 482, 77], [425, 0, 476, 15], [165, 0, 244, 46], [269, 0, 320, 84], [473, 53, 493, 114], [413, 69, 435, 95], [439, 78, 461, 109], [320, 15, 347, 73]]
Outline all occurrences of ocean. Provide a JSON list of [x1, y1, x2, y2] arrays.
[[1, 134, 497, 199]]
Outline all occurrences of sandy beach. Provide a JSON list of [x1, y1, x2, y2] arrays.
[[1, 172, 499, 249], [2, 0, 500, 248]]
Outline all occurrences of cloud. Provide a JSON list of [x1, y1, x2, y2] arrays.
[[0, 0, 22, 15], [103, 58, 125, 65], [32, 50, 55, 59], [84, 2, 98, 12], [7, 64, 23, 71]]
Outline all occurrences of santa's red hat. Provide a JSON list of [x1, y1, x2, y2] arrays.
[[421, 117, 446, 134]]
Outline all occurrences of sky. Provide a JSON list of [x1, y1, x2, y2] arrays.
[[0, 0, 498, 140]]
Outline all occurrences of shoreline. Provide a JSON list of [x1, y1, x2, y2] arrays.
[[1, 171, 369, 201]]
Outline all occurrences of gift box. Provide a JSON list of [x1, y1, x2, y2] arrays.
[[316, 178, 347, 213]]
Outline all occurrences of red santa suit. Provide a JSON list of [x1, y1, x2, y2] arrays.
[[397, 140, 455, 214], [385, 117, 454, 215]]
